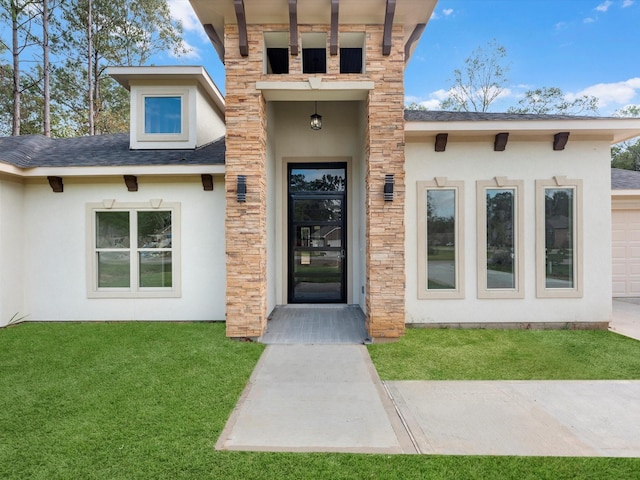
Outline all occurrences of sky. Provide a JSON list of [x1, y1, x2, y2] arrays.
[[163, 0, 640, 116]]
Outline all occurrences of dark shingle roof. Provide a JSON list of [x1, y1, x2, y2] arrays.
[[0, 133, 225, 168], [612, 168, 640, 190], [404, 110, 604, 122]]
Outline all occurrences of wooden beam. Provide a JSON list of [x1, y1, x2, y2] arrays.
[[203, 24, 225, 63], [553, 132, 570, 151], [47, 176, 63, 193], [404, 23, 425, 62], [330, 0, 339, 56], [435, 133, 448, 152], [289, 0, 298, 56], [233, 0, 248, 57], [124, 175, 138, 192], [494, 132, 509, 151], [201, 174, 214, 191], [383, 0, 396, 56]]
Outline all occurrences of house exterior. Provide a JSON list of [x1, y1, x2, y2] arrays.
[[612, 168, 640, 297], [1, 0, 640, 338]]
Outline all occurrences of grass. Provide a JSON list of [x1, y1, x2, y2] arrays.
[[1, 323, 639, 479], [369, 329, 640, 380]]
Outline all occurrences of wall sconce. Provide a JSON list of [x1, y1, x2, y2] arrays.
[[237, 175, 246, 202], [310, 101, 322, 130], [384, 174, 394, 202]]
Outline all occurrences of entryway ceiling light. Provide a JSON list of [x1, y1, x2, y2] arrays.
[[310, 101, 322, 130]]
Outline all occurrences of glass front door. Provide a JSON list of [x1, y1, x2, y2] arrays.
[[288, 164, 347, 303]]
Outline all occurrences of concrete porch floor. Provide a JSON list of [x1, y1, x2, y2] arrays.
[[259, 305, 368, 344]]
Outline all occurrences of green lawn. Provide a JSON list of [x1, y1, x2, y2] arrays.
[[1, 323, 639, 479], [369, 329, 640, 380]]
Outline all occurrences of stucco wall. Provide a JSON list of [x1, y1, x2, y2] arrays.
[[0, 177, 25, 327], [21, 176, 226, 321], [405, 137, 612, 325]]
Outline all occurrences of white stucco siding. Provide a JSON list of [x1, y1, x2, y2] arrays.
[[21, 176, 226, 321], [196, 84, 226, 146], [0, 177, 25, 327], [405, 138, 612, 325]]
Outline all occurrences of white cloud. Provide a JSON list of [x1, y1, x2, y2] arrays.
[[623, 0, 635, 7], [168, 0, 206, 36], [170, 40, 201, 60], [583, 17, 596, 23], [567, 78, 640, 108], [442, 8, 454, 16], [595, 1, 613, 12]]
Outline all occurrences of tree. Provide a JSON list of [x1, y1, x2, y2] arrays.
[[611, 105, 640, 170], [507, 87, 598, 115], [440, 39, 510, 112], [60, 0, 187, 135]]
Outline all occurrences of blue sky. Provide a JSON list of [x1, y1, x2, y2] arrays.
[[166, 0, 640, 115]]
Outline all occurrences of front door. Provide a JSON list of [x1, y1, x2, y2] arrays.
[[288, 163, 347, 303]]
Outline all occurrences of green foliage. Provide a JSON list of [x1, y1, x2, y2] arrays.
[[2, 323, 639, 479], [507, 86, 599, 115], [611, 105, 640, 170], [369, 329, 640, 380], [440, 39, 510, 112]]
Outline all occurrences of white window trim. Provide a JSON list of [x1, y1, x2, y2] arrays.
[[86, 200, 181, 299], [477, 178, 525, 299], [417, 178, 465, 299], [135, 86, 190, 143], [535, 177, 583, 298]]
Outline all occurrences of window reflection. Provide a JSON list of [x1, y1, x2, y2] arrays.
[[486, 189, 515, 289], [426, 189, 456, 290], [545, 188, 574, 288]]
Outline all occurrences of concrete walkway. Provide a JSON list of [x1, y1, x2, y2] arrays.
[[217, 302, 640, 456]]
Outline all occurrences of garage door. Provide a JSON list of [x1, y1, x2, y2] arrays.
[[612, 209, 640, 297]]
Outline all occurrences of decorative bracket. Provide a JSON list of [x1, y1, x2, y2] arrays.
[[201, 174, 214, 191], [553, 132, 570, 151], [494, 132, 509, 151], [383, 0, 396, 56], [234, 0, 249, 57], [330, 0, 339, 55], [47, 176, 63, 193], [124, 175, 138, 192], [435, 133, 448, 152], [289, 0, 298, 56]]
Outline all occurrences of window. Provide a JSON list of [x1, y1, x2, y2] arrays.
[[339, 32, 365, 74], [264, 32, 289, 74], [477, 179, 524, 298], [417, 180, 465, 299], [302, 33, 327, 74], [144, 96, 181, 134], [135, 87, 189, 143], [536, 178, 583, 298], [87, 202, 181, 298]]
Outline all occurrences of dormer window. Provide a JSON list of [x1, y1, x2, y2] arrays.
[[144, 96, 182, 134], [135, 87, 189, 143]]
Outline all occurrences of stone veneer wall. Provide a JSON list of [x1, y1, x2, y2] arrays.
[[224, 23, 405, 338], [224, 24, 268, 337], [364, 25, 406, 339]]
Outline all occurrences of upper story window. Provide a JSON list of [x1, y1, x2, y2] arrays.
[[135, 87, 189, 143], [340, 32, 365, 74], [264, 32, 289, 74], [144, 96, 182, 134], [302, 33, 327, 74]]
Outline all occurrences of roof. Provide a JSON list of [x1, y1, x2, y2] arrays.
[[0, 133, 226, 169], [405, 110, 640, 144], [612, 168, 640, 190]]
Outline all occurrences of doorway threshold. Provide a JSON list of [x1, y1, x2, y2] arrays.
[[260, 305, 368, 345]]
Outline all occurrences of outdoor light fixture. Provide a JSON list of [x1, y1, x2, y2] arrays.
[[384, 174, 394, 202], [237, 175, 246, 202], [310, 101, 322, 130]]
